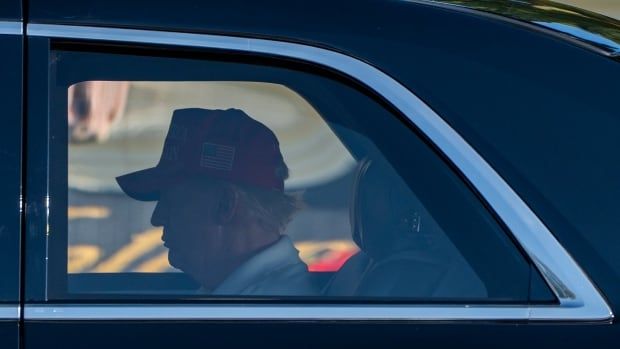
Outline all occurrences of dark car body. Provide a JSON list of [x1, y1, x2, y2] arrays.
[[1, 0, 620, 348]]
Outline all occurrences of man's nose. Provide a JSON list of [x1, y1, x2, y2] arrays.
[[150, 200, 168, 226]]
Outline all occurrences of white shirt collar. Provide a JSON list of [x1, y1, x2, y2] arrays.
[[212, 236, 302, 295]]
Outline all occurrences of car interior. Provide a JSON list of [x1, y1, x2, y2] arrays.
[[54, 49, 554, 303]]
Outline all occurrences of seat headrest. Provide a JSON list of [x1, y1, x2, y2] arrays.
[[350, 157, 430, 259]]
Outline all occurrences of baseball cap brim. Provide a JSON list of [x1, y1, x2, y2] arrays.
[[116, 166, 181, 202]]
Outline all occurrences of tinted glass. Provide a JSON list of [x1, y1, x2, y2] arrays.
[[45, 47, 543, 302]]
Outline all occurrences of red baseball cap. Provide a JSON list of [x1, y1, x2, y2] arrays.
[[116, 108, 287, 201]]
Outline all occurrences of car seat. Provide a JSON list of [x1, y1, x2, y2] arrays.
[[324, 157, 486, 298]]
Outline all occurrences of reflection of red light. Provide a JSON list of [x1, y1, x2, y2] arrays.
[[308, 249, 358, 272]]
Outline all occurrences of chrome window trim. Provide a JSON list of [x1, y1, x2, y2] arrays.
[[0, 21, 22, 35], [26, 23, 613, 322], [0, 305, 20, 320], [25, 304, 532, 321]]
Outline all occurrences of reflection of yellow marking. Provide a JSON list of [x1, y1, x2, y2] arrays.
[[295, 240, 359, 264], [134, 251, 171, 272], [68, 206, 110, 220], [93, 228, 163, 272], [68, 245, 102, 273]]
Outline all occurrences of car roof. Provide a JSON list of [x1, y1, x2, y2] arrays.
[[27, 0, 620, 59], [430, 0, 620, 57]]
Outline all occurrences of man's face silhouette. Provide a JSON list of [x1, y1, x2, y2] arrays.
[[150, 178, 240, 289], [115, 109, 291, 291]]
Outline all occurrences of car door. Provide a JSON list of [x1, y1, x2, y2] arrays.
[[0, 2, 22, 349], [20, 19, 619, 349]]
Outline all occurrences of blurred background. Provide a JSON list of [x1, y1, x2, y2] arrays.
[[558, 0, 620, 19]]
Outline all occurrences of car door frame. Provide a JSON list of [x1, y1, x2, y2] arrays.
[[0, 18, 23, 349], [18, 22, 613, 323]]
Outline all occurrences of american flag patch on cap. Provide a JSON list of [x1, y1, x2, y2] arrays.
[[200, 142, 235, 171]]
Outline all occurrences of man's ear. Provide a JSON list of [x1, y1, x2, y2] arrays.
[[216, 184, 239, 224]]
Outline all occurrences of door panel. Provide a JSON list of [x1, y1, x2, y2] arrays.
[[24, 321, 620, 349], [0, 322, 18, 349]]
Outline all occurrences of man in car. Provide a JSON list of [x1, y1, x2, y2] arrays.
[[116, 108, 317, 296]]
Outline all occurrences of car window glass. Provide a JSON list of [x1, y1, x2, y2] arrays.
[[67, 81, 356, 279], [44, 48, 548, 302]]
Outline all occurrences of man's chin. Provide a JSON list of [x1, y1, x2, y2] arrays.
[[167, 251, 183, 271]]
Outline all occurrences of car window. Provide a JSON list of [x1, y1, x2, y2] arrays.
[[41, 47, 551, 302]]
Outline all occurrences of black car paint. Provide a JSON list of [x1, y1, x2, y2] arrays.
[[0, 0, 21, 21], [0, 34, 22, 304], [3, 0, 619, 348], [0, 3, 22, 348], [26, 0, 620, 311], [441, 0, 620, 56], [23, 36, 48, 303], [24, 321, 620, 348], [0, 323, 18, 349]]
